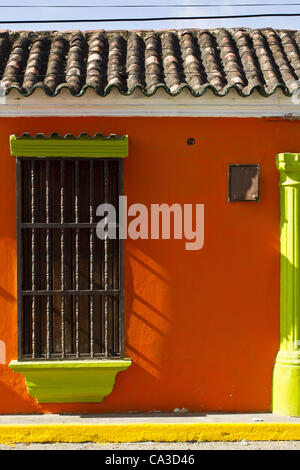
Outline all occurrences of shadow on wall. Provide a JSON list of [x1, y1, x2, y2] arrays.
[[117, 236, 272, 412], [0, 375, 40, 414], [0, 285, 15, 304]]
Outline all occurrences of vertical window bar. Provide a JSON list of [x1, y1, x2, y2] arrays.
[[75, 160, 80, 358], [31, 160, 36, 359], [60, 160, 65, 359], [38, 162, 43, 357], [45, 160, 51, 359], [89, 161, 94, 358], [118, 160, 124, 358], [104, 160, 109, 358], [17, 159, 23, 360]]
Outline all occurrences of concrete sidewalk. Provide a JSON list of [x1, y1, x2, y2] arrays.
[[0, 413, 300, 444], [0, 412, 300, 425]]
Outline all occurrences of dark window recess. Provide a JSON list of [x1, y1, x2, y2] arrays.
[[228, 164, 260, 202], [17, 158, 124, 361]]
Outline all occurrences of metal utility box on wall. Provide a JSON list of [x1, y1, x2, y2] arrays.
[[228, 164, 260, 202]]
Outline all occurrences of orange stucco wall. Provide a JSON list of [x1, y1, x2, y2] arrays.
[[0, 115, 292, 414]]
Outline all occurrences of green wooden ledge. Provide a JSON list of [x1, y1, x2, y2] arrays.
[[9, 133, 128, 158], [9, 359, 132, 403]]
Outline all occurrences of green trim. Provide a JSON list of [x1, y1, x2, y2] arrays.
[[273, 153, 300, 416], [9, 359, 132, 403], [9, 133, 128, 158]]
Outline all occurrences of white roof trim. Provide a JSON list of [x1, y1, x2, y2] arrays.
[[0, 86, 300, 118]]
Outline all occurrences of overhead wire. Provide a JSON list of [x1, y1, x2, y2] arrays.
[[2, 12, 300, 24]]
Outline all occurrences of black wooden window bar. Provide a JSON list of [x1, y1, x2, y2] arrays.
[[17, 158, 124, 361]]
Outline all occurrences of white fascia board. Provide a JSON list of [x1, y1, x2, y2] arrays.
[[0, 86, 300, 118]]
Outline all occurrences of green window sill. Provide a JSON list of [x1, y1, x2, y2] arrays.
[[9, 359, 132, 403]]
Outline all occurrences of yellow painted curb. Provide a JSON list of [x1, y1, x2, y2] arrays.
[[0, 423, 300, 443]]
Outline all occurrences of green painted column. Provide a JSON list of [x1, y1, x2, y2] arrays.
[[273, 153, 300, 416]]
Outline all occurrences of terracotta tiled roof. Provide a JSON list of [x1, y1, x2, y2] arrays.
[[1, 28, 300, 97]]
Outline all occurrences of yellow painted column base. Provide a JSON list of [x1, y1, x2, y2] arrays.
[[273, 352, 300, 416]]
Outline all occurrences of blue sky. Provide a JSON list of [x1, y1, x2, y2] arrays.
[[1, 1, 300, 31]]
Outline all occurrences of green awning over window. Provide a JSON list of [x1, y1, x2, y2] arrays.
[[10, 133, 128, 158]]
